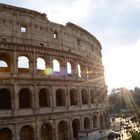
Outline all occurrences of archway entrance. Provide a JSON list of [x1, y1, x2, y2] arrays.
[[58, 121, 68, 140], [72, 119, 80, 139], [40, 123, 53, 140], [20, 126, 34, 140], [0, 128, 12, 140]]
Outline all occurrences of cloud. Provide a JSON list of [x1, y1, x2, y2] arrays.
[[1, 0, 140, 90]]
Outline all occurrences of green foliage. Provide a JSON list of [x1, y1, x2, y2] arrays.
[[128, 131, 140, 140]]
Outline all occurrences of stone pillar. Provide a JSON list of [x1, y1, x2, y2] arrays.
[[74, 62, 79, 79], [30, 85, 35, 112], [54, 120, 58, 140], [35, 118, 40, 140], [29, 55, 35, 74], [70, 118, 73, 140], [88, 87, 91, 108], [12, 50, 18, 76], [33, 84, 39, 114], [90, 114, 93, 129], [32, 49, 37, 76], [60, 59, 66, 78], [13, 83, 19, 113], [80, 115, 84, 130], [51, 86, 56, 112], [67, 119, 71, 140], [66, 86, 70, 110], [15, 124, 20, 140], [78, 86, 82, 108]]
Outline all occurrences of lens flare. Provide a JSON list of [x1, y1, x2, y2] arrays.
[[44, 68, 53, 75]]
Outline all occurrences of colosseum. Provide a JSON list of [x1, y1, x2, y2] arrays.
[[0, 3, 108, 140]]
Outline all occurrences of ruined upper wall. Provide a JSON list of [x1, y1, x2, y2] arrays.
[[0, 3, 102, 59]]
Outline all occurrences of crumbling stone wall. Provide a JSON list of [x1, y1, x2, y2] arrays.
[[0, 3, 108, 140]]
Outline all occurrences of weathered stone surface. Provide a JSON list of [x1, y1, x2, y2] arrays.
[[0, 3, 108, 140]]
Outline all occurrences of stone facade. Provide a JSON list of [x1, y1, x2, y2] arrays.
[[0, 3, 108, 140]]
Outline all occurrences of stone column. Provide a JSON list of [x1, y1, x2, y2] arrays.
[[88, 87, 91, 108], [12, 50, 18, 76], [78, 86, 82, 108], [90, 114, 93, 129], [35, 118, 40, 140], [80, 115, 84, 130], [66, 86, 70, 110], [33, 84, 39, 114], [69, 117, 73, 140], [29, 55, 35, 74], [54, 120, 58, 140], [13, 83, 19, 114], [51, 86, 56, 112]]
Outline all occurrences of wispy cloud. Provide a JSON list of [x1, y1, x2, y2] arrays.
[[1, 0, 140, 89]]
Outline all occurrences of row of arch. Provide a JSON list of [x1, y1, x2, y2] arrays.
[[0, 53, 103, 78], [0, 87, 105, 110], [0, 114, 106, 140]]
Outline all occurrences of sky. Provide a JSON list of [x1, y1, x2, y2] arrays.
[[1, 0, 140, 91]]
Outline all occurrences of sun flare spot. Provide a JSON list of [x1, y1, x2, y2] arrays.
[[44, 68, 53, 75]]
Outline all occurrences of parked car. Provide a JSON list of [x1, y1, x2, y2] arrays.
[[108, 131, 121, 139]]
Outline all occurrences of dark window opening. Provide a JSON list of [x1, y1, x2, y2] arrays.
[[19, 88, 31, 109], [72, 119, 80, 139], [90, 89, 95, 104], [58, 121, 68, 140], [77, 38, 80, 45], [0, 128, 12, 140], [93, 115, 97, 128], [0, 88, 11, 110], [39, 88, 50, 107], [56, 89, 66, 106], [84, 117, 90, 130], [20, 126, 34, 140], [100, 115, 104, 129], [70, 89, 78, 105], [81, 89, 88, 104], [40, 123, 53, 140]]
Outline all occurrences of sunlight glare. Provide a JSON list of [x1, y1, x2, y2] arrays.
[[103, 39, 140, 89]]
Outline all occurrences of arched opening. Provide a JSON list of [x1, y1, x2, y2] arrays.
[[53, 59, 60, 72], [56, 89, 66, 106], [77, 64, 81, 77], [20, 126, 34, 140], [0, 128, 12, 140], [39, 88, 50, 107], [19, 88, 32, 109], [40, 123, 53, 140], [72, 119, 80, 139], [81, 89, 88, 104], [90, 89, 95, 104], [58, 121, 68, 140], [0, 60, 8, 67], [93, 115, 97, 128], [84, 117, 90, 130], [18, 56, 29, 73], [0, 53, 10, 72], [37, 57, 46, 70], [100, 115, 104, 129], [0, 88, 11, 110], [67, 62, 72, 75], [70, 89, 78, 105], [53, 31, 58, 39]]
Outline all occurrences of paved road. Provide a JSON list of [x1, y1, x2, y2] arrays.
[[108, 117, 137, 140]]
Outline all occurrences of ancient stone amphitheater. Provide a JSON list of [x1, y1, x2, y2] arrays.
[[0, 3, 108, 140]]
